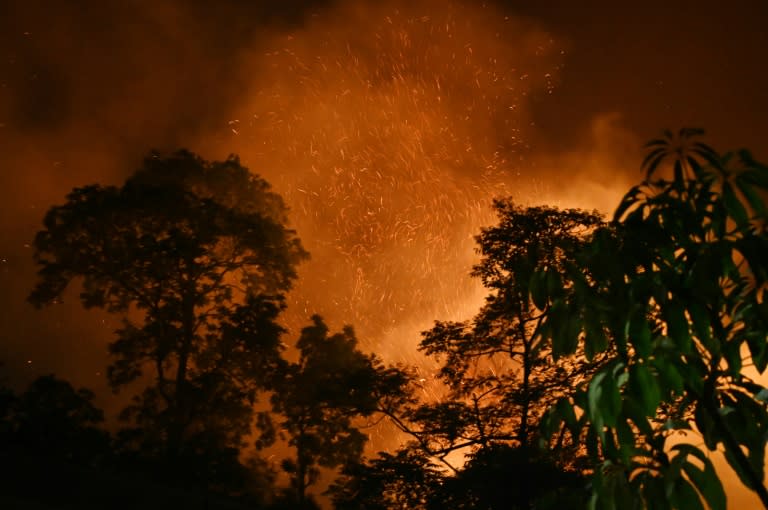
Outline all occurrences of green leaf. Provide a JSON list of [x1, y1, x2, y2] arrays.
[[673, 160, 684, 185], [586, 427, 601, 460], [615, 418, 636, 463], [694, 403, 718, 450], [539, 406, 561, 440], [588, 366, 624, 430], [680, 456, 726, 510], [629, 363, 661, 416], [614, 185, 645, 221], [722, 182, 749, 229], [642, 147, 668, 179], [644, 138, 669, 149], [687, 302, 715, 354], [670, 477, 705, 510], [555, 397, 579, 433], [641, 475, 672, 510], [747, 331, 768, 373], [675, 355, 706, 394], [723, 446, 758, 490], [546, 268, 563, 299], [664, 301, 691, 353], [585, 313, 609, 361], [628, 311, 652, 359], [737, 237, 768, 284], [736, 176, 768, 219], [552, 302, 581, 359], [728, 390, 768, 455], [687, 156, 704, 179], [623, 399, 654, 437], [530, 269, 548, 309], [692, 141, 720, 168], [722, 338, 743, 375], [601, 426, 620, 461], [588, 372, 610, 431], [651, 357, 684, 396]]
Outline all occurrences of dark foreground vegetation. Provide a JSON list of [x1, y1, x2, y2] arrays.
[[3, 129, 768, 509]]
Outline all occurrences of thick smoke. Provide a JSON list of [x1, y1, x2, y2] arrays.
[[0, 0, 331, 393], [0, 0, 569, 388], [193, 0, 565, 353], [1, 2, 767, 504]]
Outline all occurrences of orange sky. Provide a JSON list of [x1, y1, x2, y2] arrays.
[[1, 0, 767, 505]]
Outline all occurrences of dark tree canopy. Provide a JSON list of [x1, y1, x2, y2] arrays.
[[435, 444, 586, 510], [328, 447, 443, 510], [404, 201, 604, 473], [6, 374, 108, 464], [336, 201, 604, 509], [20, 133, 768, 509], [30, 150, 305, 309], [266, 315, 409, 505], [427, 202, 604, 434], [539, 130, 768, 509], [29, 150, 308, 474]]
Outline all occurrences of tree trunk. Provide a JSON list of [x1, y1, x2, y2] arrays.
[[167, 294, 195, 459], [518, 330, 532, 448]]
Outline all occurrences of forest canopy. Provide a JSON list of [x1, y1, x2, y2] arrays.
[[6, 132, 768, 509]]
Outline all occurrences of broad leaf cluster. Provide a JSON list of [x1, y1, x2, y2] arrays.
[[540, 129, 768, 509], [29, 150, 308, 476]]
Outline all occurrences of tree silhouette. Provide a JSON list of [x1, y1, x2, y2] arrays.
[[328, 446, 443, 510], [29, 150, 307, 483], [404, 202, 604, 472], [12, 374, 109, 464], [333, 201, 603, 508], [433, 443, 586, 510], [329, 443, 587, 510], [540, 130, 768, 509], [265, 315, 408, 505]]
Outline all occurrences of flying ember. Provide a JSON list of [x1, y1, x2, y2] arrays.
[[203, 0, 563, 355]]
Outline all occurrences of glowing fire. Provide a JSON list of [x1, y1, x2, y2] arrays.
[[196, 1, 563, 362]]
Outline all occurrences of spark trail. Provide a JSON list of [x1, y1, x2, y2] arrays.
[[207, 0, 563, 356]]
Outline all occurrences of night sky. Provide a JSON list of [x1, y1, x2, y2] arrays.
[[1, 0, 767, 504]]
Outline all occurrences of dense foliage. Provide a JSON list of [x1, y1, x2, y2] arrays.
[[28, 151, 308, 492], [539, 129, 768, 509], [16, 134, 768, 509], [265, 315, 409, 506], [329, 201, 604, 509]]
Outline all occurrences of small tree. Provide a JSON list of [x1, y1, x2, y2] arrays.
[[12, 375, 109, 464], [29, 150, 307, 482], [266, 315, 408, 505], [328, 447, 443, 510], [403, 202, 604, 472], [540, 129, 768, 509], [433, 443, 587, 510]]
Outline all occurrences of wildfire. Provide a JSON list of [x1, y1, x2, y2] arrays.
[[199, 0, 563, 357]]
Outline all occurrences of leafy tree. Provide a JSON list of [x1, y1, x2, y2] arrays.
[[337, 201, 602, 509], [539, 129, 768, 509], [10, 375, 109, 464], [328, 446, 443, 510], [329, 443, 586, 510], [28, 150, 307, 481], [405, 201, 604, 469], [433, 444, 587, 510], [265, 315, 408, 505]]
